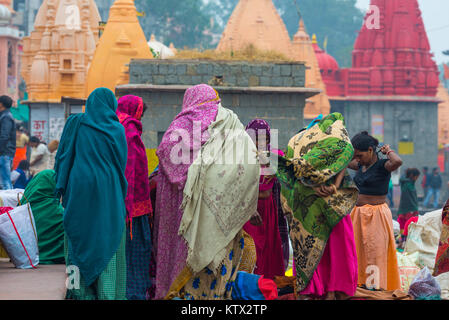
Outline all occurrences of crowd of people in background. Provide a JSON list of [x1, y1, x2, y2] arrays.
[[0, 86, 448, 301], [0, 95, 60, 191]]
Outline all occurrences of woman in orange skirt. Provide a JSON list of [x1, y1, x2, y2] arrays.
[[348, 132, 403, 291]]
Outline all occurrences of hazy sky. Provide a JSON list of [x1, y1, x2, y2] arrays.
[[356, 0, 449, 64]]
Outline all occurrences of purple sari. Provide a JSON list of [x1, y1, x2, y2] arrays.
[[154, 84, 220, 299]]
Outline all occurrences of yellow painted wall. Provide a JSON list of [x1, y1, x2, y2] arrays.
[[146, 148, 159, 174]]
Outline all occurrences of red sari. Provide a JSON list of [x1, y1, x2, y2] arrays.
[[116, 95, 152, 223], [244, 175, 285, 279]]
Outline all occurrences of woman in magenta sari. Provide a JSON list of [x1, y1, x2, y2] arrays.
[[243, 119, 285, 279], [154, 84, 220, 300], [116, 95, 153, 300]]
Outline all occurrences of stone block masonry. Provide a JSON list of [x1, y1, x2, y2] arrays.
[[129, 60, 306, 88], [117, 59, 319, 149]]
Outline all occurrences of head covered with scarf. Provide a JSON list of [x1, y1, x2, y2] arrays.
[[116, 95, 152, 224], [245, 119, 271, 152], [154, 84, 221, 299], [277, 112, 358, 294], [117, 95, 145, 124], [55, 87, 128, 286], [156, 84, 220, 189]]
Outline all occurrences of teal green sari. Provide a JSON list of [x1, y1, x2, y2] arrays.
[[55, 88, 128, 290]]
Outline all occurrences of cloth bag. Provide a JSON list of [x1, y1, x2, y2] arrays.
[[404, 209, 443, 273], [435, 272, 449, 300], [0, 202, 39, 269], [396, 251, 421, 292], [0, 189, 24, 208]]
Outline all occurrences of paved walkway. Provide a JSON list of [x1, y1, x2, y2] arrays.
[[0, 258, 66, 300]]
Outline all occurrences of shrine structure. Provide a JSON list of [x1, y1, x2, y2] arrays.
[[0, 0, 20, 104], [317, 0, 441, 178], [20, 0, 101, 142], [216, 0, 330, 120], [85, 0, 153, 96]]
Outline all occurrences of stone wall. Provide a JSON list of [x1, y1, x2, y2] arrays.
[[129, 60, 306, 88], [331, 98, 441, 198], [118, 59, 317, 150], [116, 85, 312, 149]]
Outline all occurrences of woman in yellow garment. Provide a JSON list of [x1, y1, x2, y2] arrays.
[[348, 131, 402, 291]]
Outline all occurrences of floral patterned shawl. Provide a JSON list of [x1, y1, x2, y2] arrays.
[[117, 95, 152, 224], [276, 113, 358, 294], [165, 106, 260, 299], [154, 84, 220, 299], [434, 199, 449, 277]]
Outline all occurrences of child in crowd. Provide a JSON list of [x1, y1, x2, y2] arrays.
[[10, 160, 32, 189]]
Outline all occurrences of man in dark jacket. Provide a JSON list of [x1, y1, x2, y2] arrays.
[[0, 96, 17, 190], [423, 167, 442, 209]]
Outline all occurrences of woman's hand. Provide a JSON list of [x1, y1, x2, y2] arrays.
[[381, 144, 403, 172], [380, 144, 391, 155], [313, 185, 336, 197], [250, 211, 263, 226]]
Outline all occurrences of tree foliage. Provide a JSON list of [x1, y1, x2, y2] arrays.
[[274, 0, 364, 68], [135, 0, 213, 49], [135, 0, 364, 67]]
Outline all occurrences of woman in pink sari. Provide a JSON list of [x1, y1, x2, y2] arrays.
[[243, 119, 285, 279], [154, 84, 220, 300], [116, 95, 153, 300]]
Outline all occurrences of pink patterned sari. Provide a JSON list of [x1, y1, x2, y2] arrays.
[[116, 95, 152, 225], [243, 119, 285, 279], [154, 84, 220, 299]]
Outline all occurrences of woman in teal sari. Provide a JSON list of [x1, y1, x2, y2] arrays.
[[22, 170, 64, 264], [55, 88, 128, 300]]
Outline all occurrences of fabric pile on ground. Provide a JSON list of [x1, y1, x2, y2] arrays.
[[408, 267, 441, 300], [404, 209, 443, 273]]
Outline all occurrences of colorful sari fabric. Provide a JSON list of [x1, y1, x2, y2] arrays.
[[116, 95, 152, 223], [22, 170, 64, 264], [154, 84, 220, 299], [243, 175, 285, 279], [116, 95, 152, 300], [271, 149, 290, 272], [55, 88, 128, 289], [434, 200, 449, 277], [276, 113, 358, 294], [351, 203, 401, 290], [299, 215, 358, 298], [148, 168, 158, 300], [239, 231, 257, 274], [125, 215, 152, 300], [184, 231, 245, 300], [243, 120, 287, 277], [65, 231, 127, 300], [168, 105, 260, 299]]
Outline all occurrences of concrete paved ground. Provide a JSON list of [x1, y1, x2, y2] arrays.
[[0, 258, 66, 300]]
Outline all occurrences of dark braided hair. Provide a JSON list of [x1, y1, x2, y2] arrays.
[[351, 131, 379, 152]]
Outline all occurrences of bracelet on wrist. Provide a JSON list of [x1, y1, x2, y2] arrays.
[[387, 150, 395, 156]]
